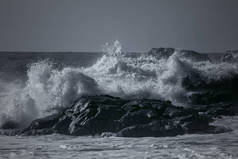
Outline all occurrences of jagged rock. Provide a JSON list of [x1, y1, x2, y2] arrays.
[[16, 95, 237, 137]]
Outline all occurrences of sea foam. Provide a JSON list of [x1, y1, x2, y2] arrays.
[[0, 41, 237, 128]]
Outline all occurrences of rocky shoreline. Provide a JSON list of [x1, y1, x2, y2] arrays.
[[1, 95, 237, 137]]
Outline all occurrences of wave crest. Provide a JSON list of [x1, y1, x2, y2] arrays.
[[1, 41, 238, 128]]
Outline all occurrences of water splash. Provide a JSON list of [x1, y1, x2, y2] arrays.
[[1, 41, 238, 128], [102, 40, 122, 56]]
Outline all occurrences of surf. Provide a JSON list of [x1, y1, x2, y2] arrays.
[[0, 40, 238, 128]]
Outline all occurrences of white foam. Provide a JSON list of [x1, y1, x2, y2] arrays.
[[0, 41, 238, 128]]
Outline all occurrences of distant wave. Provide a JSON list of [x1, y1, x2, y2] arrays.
[[0, 41, 238, 128]]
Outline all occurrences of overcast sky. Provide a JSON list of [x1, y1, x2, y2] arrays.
[[0, 0, 238, 52]]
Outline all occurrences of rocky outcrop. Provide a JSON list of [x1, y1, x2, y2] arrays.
[[147, 48, 175, 59], [7, 95, 235, 137], [182, 73, 238, 105], [147, 48, 210, 61]]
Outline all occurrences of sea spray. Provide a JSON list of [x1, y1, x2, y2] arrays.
[[0, 41, 238, 128]]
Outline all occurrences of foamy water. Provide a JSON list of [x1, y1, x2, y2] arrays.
[[0, 41, 238, 158], [1, 117, 238, 159], [0, 41, 237, 128]]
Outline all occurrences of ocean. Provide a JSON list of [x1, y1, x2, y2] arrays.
[[0, 41, 238, 158]]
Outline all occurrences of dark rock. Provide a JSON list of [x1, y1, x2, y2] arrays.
[[1, 120, 19, 129], [117, 120, 185, 137], [20, 114, 60, 135], [182, 74, 238, 105], [17, 95, 237, 137], [147, 48, 175, 59]]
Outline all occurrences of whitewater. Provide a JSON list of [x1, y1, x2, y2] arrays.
[[0, 41, 238, 158], [1, 41, 237, 127]]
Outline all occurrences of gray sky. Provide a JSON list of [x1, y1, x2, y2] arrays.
[[0, 0, 238, 52]]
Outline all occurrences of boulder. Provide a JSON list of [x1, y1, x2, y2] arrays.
[[17, 95, 237, 137]]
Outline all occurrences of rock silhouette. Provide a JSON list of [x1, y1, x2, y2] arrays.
[[13, 95, 237, 137]]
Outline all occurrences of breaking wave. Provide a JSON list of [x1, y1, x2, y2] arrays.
[[0, 40, 238, 128]]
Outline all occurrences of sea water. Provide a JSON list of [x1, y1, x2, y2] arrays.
[[0, 41, 237, 158], [1, 117, 238, 159]]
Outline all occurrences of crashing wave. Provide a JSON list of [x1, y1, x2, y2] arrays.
[[0, 41, 238, 129], [222, 50, 238, 62]]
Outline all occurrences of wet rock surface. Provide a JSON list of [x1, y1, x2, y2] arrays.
[[182, 73, 238, 105], [7, 95, 236, 137]]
